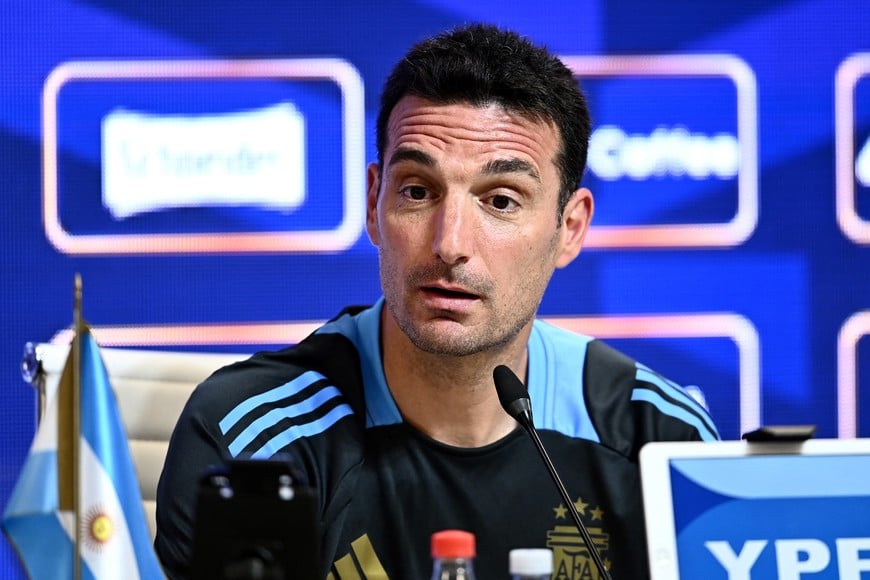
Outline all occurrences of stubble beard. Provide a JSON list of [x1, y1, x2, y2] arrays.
[[380, 252, 541, 358], [388, 297, 534, 357]]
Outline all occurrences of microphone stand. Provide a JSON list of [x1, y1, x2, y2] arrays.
[[515, 415, 613, 580], [494, 365, 613, 580]]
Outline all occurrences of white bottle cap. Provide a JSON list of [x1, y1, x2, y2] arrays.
[[509, 548, 553, 575]]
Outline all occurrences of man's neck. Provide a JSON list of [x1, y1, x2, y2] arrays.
[[380, 311, 531, 448]]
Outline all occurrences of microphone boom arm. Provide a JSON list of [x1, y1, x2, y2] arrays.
[[493, 365, 613, 580], [516, 416, 613, 580]]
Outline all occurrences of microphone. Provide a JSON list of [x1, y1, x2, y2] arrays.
[[493, 365, 613, 580]]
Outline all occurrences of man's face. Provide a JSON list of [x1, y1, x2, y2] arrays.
[[366, 96, 592, 357]]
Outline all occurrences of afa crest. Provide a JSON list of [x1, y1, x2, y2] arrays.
[[546, 497, 611, 580]]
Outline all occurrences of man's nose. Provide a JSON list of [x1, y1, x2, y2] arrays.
[[431, 194, 473, 265]]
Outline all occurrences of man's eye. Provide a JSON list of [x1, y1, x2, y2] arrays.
[[401, 185, 428, 200], [490, 194, 517, 211]]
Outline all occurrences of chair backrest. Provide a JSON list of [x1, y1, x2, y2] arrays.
[[30, 343, 249, 541]]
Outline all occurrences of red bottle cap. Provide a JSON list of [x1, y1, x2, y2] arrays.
[[431, 530, 476, 559]]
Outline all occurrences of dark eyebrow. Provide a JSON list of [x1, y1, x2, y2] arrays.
[[387, 147, 435, 168], [481, 158, 541, 182], [386, 148, 541, 183]]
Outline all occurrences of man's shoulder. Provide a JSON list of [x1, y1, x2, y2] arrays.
[[583, 337, 640, 389], [530, 319, 637, 394], [189, 325, 368, 419], [531, 321, 719, 453], [582, 338, 720, 450]]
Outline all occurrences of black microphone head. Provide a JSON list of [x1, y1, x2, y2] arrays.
[[492, 365, 533, 425]]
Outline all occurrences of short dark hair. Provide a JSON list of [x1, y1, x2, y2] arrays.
[[376, 24, 592, 215]]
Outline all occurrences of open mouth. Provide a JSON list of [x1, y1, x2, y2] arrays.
[[423, 286, 479, 300]]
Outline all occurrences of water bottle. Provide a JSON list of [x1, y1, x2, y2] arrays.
[[509, 548, 553, 579], [430, 529, 477, 580]]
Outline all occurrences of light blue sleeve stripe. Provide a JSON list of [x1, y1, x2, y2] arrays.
[[635, 363, 707, 414], [249, 404, 354, 459], [631, 388, 719, 441], [636, 366, 716, 428], [219, 370, 327, 434], [227, 386, 344, 457]]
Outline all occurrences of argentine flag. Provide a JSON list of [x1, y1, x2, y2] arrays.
[[2, 328, 164, 579]]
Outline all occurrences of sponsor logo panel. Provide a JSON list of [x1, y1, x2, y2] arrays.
[[43, 59, 365, 255], [562, 55, 758, 248]]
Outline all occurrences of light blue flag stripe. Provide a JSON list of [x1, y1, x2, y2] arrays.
[[227, 386, 345, 457], [1, 513, 93, 580], [79, 332, 163, 578], [250, 404, 354, 459], [219, 370, 327, 434], [631, 388, 719, 441], [3, 450, 58, 515]]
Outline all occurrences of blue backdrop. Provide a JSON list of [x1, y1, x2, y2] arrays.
[[2, 1, 869, 577]]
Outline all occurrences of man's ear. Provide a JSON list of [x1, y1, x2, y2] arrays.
[[555, 187, 594, 269], [365, 162, 381, 246]]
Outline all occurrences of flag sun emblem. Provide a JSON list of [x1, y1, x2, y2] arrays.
[[83, 507, 114, 550]]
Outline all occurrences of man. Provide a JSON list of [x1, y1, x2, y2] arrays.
[[155, 24, 718, 579]]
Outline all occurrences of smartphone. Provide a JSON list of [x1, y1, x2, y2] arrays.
[[191, 455, 320, 579]]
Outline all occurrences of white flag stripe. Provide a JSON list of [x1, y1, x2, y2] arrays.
[[31, 378, 61, 453], [78, 438, 141, 579]]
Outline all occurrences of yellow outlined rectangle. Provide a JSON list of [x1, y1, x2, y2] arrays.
[[42, 59, 365, 255], [561, 55, 758, 248], [50, 312, 760, 438]]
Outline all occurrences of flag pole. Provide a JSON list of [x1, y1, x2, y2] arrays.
[[72, 274, 83, 580]]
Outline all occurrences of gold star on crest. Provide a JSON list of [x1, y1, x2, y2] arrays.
[[553, 503, 568, 519], [591, 506, 604, 520], [573, 497, 588, 515]]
